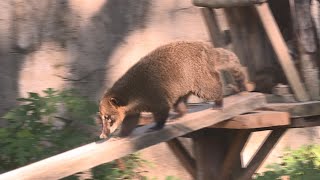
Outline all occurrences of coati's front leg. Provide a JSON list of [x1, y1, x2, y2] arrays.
[[119, 113, 140, 137], [149, 103, 170, 131]]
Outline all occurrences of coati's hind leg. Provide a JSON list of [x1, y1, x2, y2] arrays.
[[119, 113, 140, 137], [173, 93, 191, 118], [196, 71, 223, 109]]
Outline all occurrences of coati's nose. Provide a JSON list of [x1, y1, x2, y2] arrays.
[[104, 115, 111, 120]]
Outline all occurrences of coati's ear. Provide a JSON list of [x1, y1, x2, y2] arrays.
[[109, 97, 122, 107]]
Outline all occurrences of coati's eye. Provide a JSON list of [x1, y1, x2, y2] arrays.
[[110, 97, 120, 106]]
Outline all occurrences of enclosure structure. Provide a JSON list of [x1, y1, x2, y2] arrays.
[[1, 0, 320, 180]]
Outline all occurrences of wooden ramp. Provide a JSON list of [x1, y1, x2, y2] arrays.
[[0, 93, 266, 180]]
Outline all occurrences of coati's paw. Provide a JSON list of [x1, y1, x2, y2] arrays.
[[227, 84, 240, 93], [245, 82, 255, 92], [213, 100, 223, 110], [99, 133, 108, 139]]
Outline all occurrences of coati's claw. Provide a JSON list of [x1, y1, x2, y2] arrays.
[[99, 133, 108, 139], [213, 100, 223, 110]]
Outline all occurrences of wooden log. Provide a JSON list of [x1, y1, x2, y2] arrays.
[[211, 111, 290, 129], [238, 128, 287, 180], [0, 93, 266, 180], [254, 3, 310, 102], [167, 138, 196, 178]]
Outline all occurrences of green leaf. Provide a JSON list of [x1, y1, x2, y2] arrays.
[[28, 92, 40, 99]]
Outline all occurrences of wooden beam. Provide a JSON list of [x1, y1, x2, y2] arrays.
[[290, 116, 320, 128], [220, 130, 251, 180], [167, 138, 196, 178], [254, 3, 310, 102], [238, 128, 287, 180], [201, 7, 225, 47], [0, 93, 266, 180], [212, 111, 290, 129], [263, 101, 320, 118]]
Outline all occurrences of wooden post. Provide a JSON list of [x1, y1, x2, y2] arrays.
[[167, 138, 196, 178], [291, 0, 320, 100], [254, 3, 310, 102], [193, 129, 231, 180], [220, 130, 251, 179], [193, 129, 251, 180]]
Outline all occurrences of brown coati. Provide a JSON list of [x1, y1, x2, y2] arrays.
[[99, 41, 249, 138]]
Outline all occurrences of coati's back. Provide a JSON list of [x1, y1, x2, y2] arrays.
[[109, 41, 224, 105], [111, 41, 243, 92]]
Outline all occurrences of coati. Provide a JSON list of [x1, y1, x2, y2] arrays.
[[99, 41, 248, 138]]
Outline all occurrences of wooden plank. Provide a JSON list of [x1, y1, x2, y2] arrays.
[[254, 3, 310, 102], [238, 128, 287, 180], [167, 138, 196, 178], [220, 130, 251, 180], [0, 93, 266, 180], [263, 101, 320, 118], [211, 111, 290, 129]]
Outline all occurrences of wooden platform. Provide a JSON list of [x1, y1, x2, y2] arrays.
[[0, 93, 266, 180]]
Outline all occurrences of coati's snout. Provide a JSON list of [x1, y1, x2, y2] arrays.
[[98, 96, 126, 139]]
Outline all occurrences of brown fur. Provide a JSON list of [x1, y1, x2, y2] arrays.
[[99, 41, 248, 138]]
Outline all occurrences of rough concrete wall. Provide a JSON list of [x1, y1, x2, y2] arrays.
[[0, 0, 319, 179]]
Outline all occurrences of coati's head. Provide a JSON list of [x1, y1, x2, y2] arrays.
[[98, 93, 126, 138]]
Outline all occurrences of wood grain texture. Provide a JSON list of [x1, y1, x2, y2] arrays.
[[212, 111, 290, 129], [254, 3, 310, 102], [0, 93, 266, 180], [264, 101, 320, 118]]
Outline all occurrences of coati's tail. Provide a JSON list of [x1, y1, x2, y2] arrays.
[[220, 63, 253, 91]]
